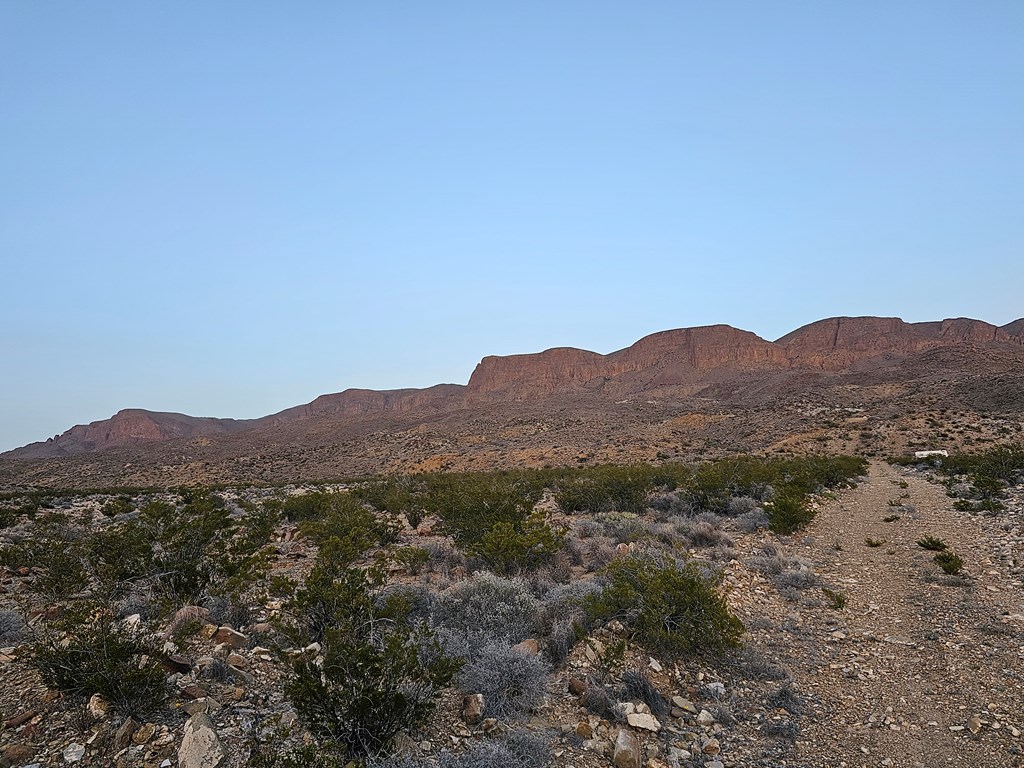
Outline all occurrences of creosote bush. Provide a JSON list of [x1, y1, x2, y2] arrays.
[[284, 550, 460, 760], [31, 611, 167, 718], [586, 554, 742, 657]]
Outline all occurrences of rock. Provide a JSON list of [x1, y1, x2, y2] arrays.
[[87, 693, 111, 720], [648, 657, 663, 673], [62, 743, 85, 763], [511, 638, 540, 655], [706, 682, 726, 697], [179, 713, 227, 768], [132, 722, 156, 745], [696, 709, 716, 726], [702, 738, 721, 756], [462, 694, 485, 725], [226, 652, 246, 667], [1, 744, 35, 764], [576, 721, 594, 739], [114, 718, 140, 751], [671, 696, 698, 714], [568, 678, 588, 696], [967, 714, 983, 734], [626, 712, 661, 732], [212, 627, 247, 649], [613, 728, 642, 768], [164, 605, 210, 638]]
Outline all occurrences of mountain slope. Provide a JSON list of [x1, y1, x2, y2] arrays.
[[3, 315, 1022, 475]]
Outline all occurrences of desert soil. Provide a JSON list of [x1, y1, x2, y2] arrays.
[[777, 461, 1023, 767]]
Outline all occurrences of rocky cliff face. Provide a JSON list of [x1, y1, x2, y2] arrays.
[[1002, 318, 1024, 338], [261, 384, 465, 424], [466, 326, 788, 398], [10, 410, 251, 459], [777, 317, 1017, 370], [7, 315, 1022, 458]]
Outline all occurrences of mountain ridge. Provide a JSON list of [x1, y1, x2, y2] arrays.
[[4, 314, 1021, 461]]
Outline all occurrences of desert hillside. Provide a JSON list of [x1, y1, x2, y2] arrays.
[[2, 315, 1023, 490]]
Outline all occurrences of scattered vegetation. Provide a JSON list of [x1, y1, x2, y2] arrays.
[[917, 536, 948, 552]]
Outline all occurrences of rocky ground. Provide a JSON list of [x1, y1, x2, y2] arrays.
[[0, 461, 1022, 768]]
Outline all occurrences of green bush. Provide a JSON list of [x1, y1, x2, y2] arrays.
[[469, 510, 565, 575], [284, 550, 460, 759], [585, 555, 742, 657], [767, 492, 813, 534], [31, 613, 167, 718], [934, 550, 964, 575], [916, 536, 948, 551], [421, 472, 545, 546]]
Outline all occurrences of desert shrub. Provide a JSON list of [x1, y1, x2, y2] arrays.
[[299, 492, 400, 551], [917, 536, 948, 551], [555, 465, 660, 515], [458, 643, 550, 719], [539, 581, 599, 665], [394, 546, 431, 575], [469, 510, 565, 575], [727, 496, 760, 515], [767, 492, 813, 534], [621, 668, 670, 716], [101, 496, 134, 517], [573, 519, 604, 539], [250, 743, 349, 768], [763, 718, 800, 742], [205, 595, 251, 629], [430, 572, 540, 652], [285, 556, 460, 759], [767, 682, 805, 715], [580, 683, 621, 720], [354, 476, 423, 527], [0, 515, 87, 598], [735, 508, 770, 532], [934, 550, 964, 575], [821, 587, 847, 610], [421, 472, 545, 546], [31, 613, 167, 718], [433, 730, 551, 768], [585, 554, 742, 657], [683, 521, 734, 549], [734, 648, 789, 681], [591, 512, 645, 544]]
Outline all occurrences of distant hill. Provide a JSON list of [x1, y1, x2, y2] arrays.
[[3, 314, 1023, 488]]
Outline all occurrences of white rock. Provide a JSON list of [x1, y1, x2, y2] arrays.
[[626, 712, 661, 732], [63, 744, 85, 763], [178, 713, 227, 768]]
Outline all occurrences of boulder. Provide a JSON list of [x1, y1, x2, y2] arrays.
[[178, 713, 227, 768], [613, 728, 642, 768], [212, 627, 247, 649]]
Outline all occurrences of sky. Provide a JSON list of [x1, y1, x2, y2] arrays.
[[1, 2, 1022, 451]]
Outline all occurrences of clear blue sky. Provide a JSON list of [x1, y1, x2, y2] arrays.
[[2, 2, 1022, 451]]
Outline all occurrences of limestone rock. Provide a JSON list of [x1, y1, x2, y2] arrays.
[[626, 712, 661, 732], [179, 713, 227, 768]]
